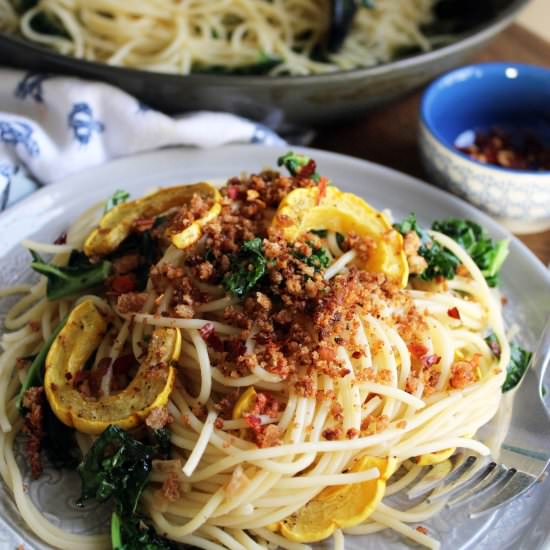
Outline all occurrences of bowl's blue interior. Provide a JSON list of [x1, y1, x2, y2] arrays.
[[421, 63, 550, 155]]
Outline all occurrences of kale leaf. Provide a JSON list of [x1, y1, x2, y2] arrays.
[[485, 332, 532, 393], [293, 244, 331, 271], [277, 152, 321, 182], [394, 213, 509, 286], [394, 213, 459, 280], [151, 428, 171, 460], [30, 250, 111, 300], [223, 238, 267, 298], [105, 189, 130, 213], [77, 425, 153, 513], [16, 315, 67, 413], [192, 52, 282, 76], [78, 425, 175, 550], [502, 342, 533, 393], [111, 511, 176, 550], [431, 219, 509, 287]]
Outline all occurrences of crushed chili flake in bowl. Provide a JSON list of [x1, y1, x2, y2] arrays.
[[455, 127, 550, 171]]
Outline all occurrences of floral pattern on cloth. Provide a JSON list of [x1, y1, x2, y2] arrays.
[[0, 68, 285, 211]]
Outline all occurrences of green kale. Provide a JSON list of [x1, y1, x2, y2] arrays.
[[502, 342, 532, 393], [105, 189, 130, 213], [393, 212, 420, 236], [277, 152, 321, 182], [111, 511, 176, 550], [394, 213, 459, 280], [16, 315, 67, 413], [77, 425, 152, 513], [151, 428, 171, 460], [293, 244, 331, 271], [223, 238, 267, 298], [30, 250, 111, 300], [485, 332, 532, 393], [431, 219, 509, 287], [78, 425, 175, 550], [192, 51, 282, 75], [394, 213, 509, 286]]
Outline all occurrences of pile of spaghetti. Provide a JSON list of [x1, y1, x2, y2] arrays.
[[0, 0, 436, 75], [0, 152, 519, 550]]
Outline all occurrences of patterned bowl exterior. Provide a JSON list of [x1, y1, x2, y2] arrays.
[[419, 123, 550, 234]]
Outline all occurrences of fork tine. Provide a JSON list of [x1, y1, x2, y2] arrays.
[[428, 455, 491, 503], [469, 471, 535, 518], [447, 463, 508, 507]]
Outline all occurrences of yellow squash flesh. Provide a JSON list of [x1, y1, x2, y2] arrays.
[[271, 186, 408, 287], [417, 447, 456, 466], [84, 183, 221, 257], [44, 299, 180, 435], [278, 455, 398, 543], [232, 386, 257, 420]]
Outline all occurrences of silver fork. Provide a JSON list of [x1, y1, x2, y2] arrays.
[[405, 316, 550, 517]]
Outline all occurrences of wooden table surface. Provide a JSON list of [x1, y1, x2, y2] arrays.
[[314, 24, 550, 267]]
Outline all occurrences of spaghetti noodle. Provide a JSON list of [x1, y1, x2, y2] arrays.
[[1, 0, 436, 75], [0, 154, 513, 550]]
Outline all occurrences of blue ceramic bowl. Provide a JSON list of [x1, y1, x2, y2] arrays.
[[419, 62, 550, 234]]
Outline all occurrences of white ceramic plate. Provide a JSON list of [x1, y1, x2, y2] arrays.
[[0, 145, 549, 550]]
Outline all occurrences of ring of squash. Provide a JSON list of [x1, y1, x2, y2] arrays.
[[44, 299, 180, 435], [270, 186, 408, 287], [84, 183, 221, 257]]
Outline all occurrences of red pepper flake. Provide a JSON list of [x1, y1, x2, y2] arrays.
[[456, 127, 550, 171], [447, 307, 461, 320], [53, 232, 67, 245], [111, 275, 136, 294], [487, 338, 501, 358], [416, 526, 429, 535], [198, 322, 224, 352], [316, 176, 329, 205], [422, 354, 441, 367], [244, 414, 262, 430], [227, 186, 240, 200], [299, 159, 317, 179], [408, 342, 429, 360]]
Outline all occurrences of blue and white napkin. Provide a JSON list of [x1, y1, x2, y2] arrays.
[[0, 69, 285, 211]]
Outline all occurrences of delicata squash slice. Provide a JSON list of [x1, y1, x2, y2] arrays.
[[44, 299, 180, 435], [271, 186, 408, 287], [278, 455, 399, 543], [84, 183, 221, 257]]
